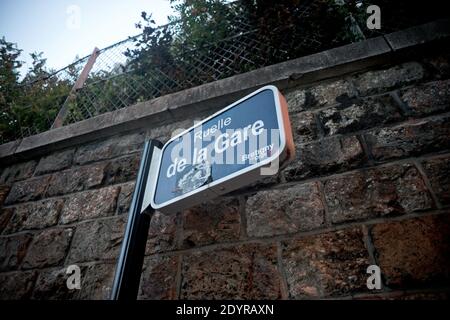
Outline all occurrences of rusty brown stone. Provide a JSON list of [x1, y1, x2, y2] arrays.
[[4, 199, 64, 233], [0, 233, 33, 271], [282, 227, 370, 298], [5, 175, 51, 204], [22, 228, 73, 269], [146, 211, 178, 255], [401, 79, 450, 116], [46, 163, 106, 197], [138, 255, 179, 300], [284, 135, 366, 181], [246, 182, 325, 237], [371, 214, 450, 288], [324, 163, 434, 223], [365, 116, 450, 162], [67, 217, 125, 264], [181, 244, 282, 299], [181, 197, 240, 248], [103, 154, 141, 185], [59, 186, 119, 224], [319, 95, 403, 135]]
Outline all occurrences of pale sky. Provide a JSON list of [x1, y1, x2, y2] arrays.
[[0, 0, 175, 75]]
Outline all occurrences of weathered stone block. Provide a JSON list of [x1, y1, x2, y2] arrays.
[[5, 175, 51, 204], [46, 163, 105, 197], [355, 62, 424, 95], [324, 163, 434, 224], [401, 79, 450, 116], [365, 116, 450, 162], [0, 271, 37, 299], [284, 135, 366, 181], [0, 184, 10, 206], [146, 211, 178, 255], [31, 267, 79, 300], [0, 160, 37, 184], [371, 214, 450, 288], [59, 186, 119, 224], [4, 199, 64, 233], [284, 89, 307, 113], [290, 111, 320, 143], [35, 148, 75, 175], [422, 156, 450, 206], [285, 79, 357, 112], [281, 227, 369, 298], [0, 233, 33, 271], [117, 182, 135, 215], [319, 95, 403, 135], [22, 228, 73, 269], [181, 197, 240, 248], [246, 182, 325, 237], [0, 208, 13, 234], [103, 154, 141, 185], [31, 263, 116, 300], [181, 244, 282, 299], [67, 217, 125, 264], [74, 131, 145, 165], [138, 255, 179, 300], [77, 263, 116, 300], [310, 79, 358, 108]]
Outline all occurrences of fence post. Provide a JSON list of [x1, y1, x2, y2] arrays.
[[51, 47, 100, 129]]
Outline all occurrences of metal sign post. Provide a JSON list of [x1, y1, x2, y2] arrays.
[[111, 139, 162, 300], [110, 85, 294, 299]]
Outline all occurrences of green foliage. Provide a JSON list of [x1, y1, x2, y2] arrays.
[[169, 0, 240, 49], [0, 38, 73, 142], [125, 11, 178, 97], [0, 37, 23, 142], [122, 0, 355, 91]]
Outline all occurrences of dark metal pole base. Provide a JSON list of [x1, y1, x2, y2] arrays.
[[111, 139, 162, 300]]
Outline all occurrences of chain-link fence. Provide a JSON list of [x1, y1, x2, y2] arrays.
[[1, 0, 446, 144]]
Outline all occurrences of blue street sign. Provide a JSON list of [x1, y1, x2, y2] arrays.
[[146, 85, 295, 214]]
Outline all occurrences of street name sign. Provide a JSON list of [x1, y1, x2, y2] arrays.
[[144, 85, 295, 214]]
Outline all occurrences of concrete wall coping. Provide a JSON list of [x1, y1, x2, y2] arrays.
[[1, 19, 449, 165]]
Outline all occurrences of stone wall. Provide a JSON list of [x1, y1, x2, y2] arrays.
[[1, 27, 450, 299]]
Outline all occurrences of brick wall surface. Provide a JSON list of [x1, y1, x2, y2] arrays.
[[1, 48, 450, 300]]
